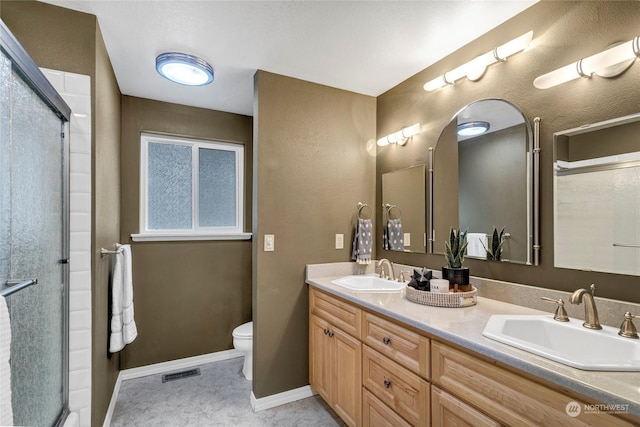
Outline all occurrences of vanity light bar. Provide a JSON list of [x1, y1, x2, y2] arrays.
[[424, 31, 533, 92], [533, 36, 640, 89], [377, 123, 420, 147]]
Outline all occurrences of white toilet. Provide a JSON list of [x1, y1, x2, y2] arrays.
[[232, 321, 253, 380]]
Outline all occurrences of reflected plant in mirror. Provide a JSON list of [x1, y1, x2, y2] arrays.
[[382, 165, 426, 253], [553, 113, 640, 276], [430, 98, 537, 265]]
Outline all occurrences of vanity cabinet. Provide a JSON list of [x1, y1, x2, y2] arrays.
[[431, 341, 635, 427], [309, 286, 638, 427], [309, 289, 362, 427]]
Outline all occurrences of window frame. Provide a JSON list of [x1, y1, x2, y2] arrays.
[[132, 132, 251, 242]]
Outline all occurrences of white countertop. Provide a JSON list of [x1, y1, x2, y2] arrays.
[[306, 265, 640, 418]]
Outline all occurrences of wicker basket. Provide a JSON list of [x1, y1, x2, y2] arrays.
[[405, 285, 477, 308]]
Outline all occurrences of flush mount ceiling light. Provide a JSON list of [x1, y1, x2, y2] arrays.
[[377, 123, 421, 147], [424, 31, 533, 92], [457, 121, 490, 137], [156, 52, 214, 86], [533, 36, 640, 89]]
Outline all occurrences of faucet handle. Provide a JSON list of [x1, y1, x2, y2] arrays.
[[618, 312, 639, 339], [590, 283, 596, 295], [540, 297, 570, 322]]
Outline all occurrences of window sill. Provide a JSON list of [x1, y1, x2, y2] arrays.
[[130, 232, 252, 242]]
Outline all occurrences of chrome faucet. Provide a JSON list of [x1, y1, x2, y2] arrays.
[[569, 284, 602, 330], [377, 259, 395, 281]]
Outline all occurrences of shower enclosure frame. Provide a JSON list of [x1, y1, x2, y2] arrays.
[[1, 19, 71, 427]]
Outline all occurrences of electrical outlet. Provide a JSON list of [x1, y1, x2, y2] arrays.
[[404, 233, 411, 247], [335, 234, 344, 249], [264, 234, 275, 252]]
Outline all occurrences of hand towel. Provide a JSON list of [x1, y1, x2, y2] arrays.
[[386, 219, 404, 251], [0, 296, 13, 426], [109, 244, 138, 353], [352, 218, 372, 265], [466, 233, 487, 258]]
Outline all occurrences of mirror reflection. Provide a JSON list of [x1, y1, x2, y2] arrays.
[[431, 99, 534, 264], [554, 113, 640, 276], [382, 165, 426, 253]]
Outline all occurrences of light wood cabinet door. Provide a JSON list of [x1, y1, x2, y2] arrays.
[[309, 314, 332, 403], [363, 388, 412, 427], [432, 341, 636, 427], [310, 307, 362, 427], [431, 386, 499, 427], [332, 327, 362, 427], [363, 345, 429, 426], [363, 312, 430, 378]]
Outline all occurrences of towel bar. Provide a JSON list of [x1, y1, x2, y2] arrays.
[[101, 247, 123, 257]]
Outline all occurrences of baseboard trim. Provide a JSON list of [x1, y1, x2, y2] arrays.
[[102, 349, 243, 426], [250, 385, 315, 412], [120, 349, 243, 381]]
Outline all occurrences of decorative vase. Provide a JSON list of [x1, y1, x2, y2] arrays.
[[442, 266, 470, 287]]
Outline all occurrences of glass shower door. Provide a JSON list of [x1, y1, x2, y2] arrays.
[[1, 22, 70, 427]]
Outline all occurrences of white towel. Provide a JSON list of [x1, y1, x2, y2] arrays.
[[466, 233, 487, 257], [0, 296, 13, 426], [109, 244, 138, 353]]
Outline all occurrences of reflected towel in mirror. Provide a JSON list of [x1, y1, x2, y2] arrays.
[[384, 219, 404, 251], [466, 233, 487, 257]]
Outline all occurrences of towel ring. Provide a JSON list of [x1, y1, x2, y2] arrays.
[[384, 203, 402, 220], [357, 202, 373, 219]]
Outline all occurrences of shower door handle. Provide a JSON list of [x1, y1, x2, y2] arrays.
[[1, 278, 38, 297]]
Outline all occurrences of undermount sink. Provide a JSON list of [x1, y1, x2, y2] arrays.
[[331, 274, 406, 292], [483, 315, 640, 371]]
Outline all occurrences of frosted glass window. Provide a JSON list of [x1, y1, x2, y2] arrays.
[[199, 148, 236, 227], [140, 133, 243, 237], [147, 142, 192, 229]]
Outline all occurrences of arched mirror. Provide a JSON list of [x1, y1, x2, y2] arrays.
[[429, 98, 540, 265]]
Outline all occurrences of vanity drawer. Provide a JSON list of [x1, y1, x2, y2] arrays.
[[431, 385, 499, 427], [363, 388, 412, 427], [431, 341, 635, 427], [363, 311, 429, 378], [310, 288, 361, 338], [363, 345, 429, 426]]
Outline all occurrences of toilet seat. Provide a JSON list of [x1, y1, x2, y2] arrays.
[[233, 321, 252, 339]]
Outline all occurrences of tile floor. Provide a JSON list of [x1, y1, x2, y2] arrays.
[[110, 357, 345, 426]]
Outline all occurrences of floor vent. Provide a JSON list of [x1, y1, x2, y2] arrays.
[[161, 368, 201, 383]]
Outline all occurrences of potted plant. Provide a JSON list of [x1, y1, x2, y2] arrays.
[[443, 227, 470, 287], [483, 226, 506, 261]]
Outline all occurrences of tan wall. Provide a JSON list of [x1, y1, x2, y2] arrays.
[[253, 70, 376, 398], [119, 96, 253, 369], [377, 1, 640, 303], [2, 2, 122, 425], [93, 22, 121, 426]]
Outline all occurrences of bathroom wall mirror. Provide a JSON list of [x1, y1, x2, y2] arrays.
[[382, 165, 426, 253], [553, 112, 640, 276], [430, 98, 539, 265]]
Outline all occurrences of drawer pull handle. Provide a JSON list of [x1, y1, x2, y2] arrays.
[[323, 328, 329, 335], [328, 331, 334, 338], [382, 337, 391, 345], [383, 379, 392, 389]]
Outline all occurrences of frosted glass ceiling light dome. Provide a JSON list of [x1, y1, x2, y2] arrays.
[[156, 52, 214, 86], [457, 121, 490, 137]]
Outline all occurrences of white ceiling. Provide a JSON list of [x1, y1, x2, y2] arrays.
[[40, 0, 537, 117]]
